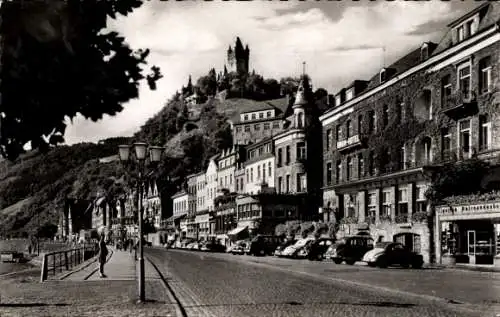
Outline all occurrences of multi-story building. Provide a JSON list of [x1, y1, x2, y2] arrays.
[[243, 138, 275, 195], [319, 2, 500, 265], [217, 146, 244, 193], [171, 190, 189, 239], [143, 180, 161, 229], [272, 75, 323, 220], [194, 171, 209, 240], [229, 98, 289, 145], [186, 173, 198, 239]]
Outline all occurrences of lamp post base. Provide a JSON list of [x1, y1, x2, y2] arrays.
[[138, 257, 145, 302]]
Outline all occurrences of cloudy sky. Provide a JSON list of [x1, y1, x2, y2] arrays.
[[64, 0, 478, 145]]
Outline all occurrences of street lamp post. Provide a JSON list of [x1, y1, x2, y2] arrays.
[[118, 142, 164, 303]]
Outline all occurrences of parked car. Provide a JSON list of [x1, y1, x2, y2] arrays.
[[282, 238, 315, 258], [326, 235, 374, 265], [201, 241, 226, 253], [228, 240, 249, 255], [307, 238, 335, 261], [245, 235, 284, 256], [274, 239, 297, 257], [362, 242, 424, 269]]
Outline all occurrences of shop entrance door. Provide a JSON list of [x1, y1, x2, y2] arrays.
[[467, 230, 476, 264]]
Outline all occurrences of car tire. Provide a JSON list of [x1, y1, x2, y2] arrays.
[[376, 257, 388, 268], [367, 262, 376, 267], [402, 263, 410, 269], [334, 259, 343, 265], [412, 261, 423, 269], [346, 259, 356, 265]]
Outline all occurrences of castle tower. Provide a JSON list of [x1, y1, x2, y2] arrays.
[[226, 37, 249, 75]]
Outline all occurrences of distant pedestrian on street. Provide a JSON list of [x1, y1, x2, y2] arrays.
[[98, 234, 108, 278]]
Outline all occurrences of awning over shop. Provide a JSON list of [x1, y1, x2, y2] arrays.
[[165, 214, 187, 222], [227, 226, 248, 236]]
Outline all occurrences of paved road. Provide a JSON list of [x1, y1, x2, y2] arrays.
[[146, 248, 500, 317]]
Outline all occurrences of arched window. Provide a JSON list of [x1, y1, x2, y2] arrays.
[[297, 112, 304, 128]]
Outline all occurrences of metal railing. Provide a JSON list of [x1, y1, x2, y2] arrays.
[[40, 243, 98, 282]]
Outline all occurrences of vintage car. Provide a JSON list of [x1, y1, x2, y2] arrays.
[[281, 238, 315, 258], [307, 238, 335, 261], [274, 239, 297, 257], [362, 242, 424, 269], [326, 235, 374, 265]]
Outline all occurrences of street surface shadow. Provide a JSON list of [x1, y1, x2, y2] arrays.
[[0, 303, 69, 307], [183, 301, 416, 309]]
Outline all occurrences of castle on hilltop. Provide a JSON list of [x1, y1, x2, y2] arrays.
[[226, 37, 250, 75]]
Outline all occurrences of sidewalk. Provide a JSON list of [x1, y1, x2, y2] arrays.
[[0, 248, 179, 317]]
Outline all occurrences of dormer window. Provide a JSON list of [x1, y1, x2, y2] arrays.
[[345, 87, 354, 101], [380, 68, 387, 83], [453, 15, 478, 44], [251, 113, 256, 120], [420, 44, 429, 61], [244, 114, 248, 121]]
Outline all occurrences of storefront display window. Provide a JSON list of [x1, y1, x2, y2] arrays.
[[441, 222, 457, 255]]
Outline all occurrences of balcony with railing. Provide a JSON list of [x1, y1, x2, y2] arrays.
[[441, 90, 478, 119], [336, 135, 362, 152]]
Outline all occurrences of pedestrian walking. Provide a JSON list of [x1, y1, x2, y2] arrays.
[[98, 234, 108, 278]]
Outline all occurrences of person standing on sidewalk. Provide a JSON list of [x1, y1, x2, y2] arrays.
[[98, 234, 108, 278]]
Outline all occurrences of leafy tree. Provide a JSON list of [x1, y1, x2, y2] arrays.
[[0, 0, 162, 160]]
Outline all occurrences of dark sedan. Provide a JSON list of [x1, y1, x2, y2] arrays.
[[307, 238, 335, 261], [362, 242, 424, 269]]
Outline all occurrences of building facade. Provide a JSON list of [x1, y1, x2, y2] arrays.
[[320, 2, 500, 264], [230, 98, 289, 145]]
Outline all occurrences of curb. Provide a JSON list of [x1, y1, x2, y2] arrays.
[[146, 256, 186, 317]]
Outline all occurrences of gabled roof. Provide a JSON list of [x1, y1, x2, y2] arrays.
[[433, 3, 498, 55]]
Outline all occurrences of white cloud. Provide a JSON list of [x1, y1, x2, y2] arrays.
[[65, 1, 464, 144]]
